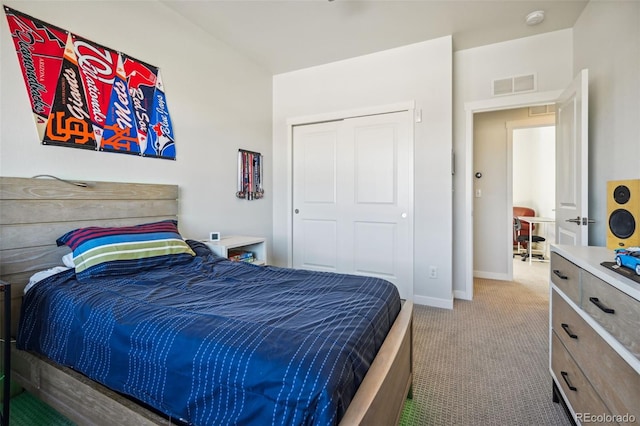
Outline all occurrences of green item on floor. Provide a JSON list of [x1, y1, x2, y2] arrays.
[[1, 391, 75, 426], [1, 391, 413, 426], [399, 398, 416, 425]]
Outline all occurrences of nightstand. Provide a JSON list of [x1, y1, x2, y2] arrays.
[[204, 236, 267, 265]]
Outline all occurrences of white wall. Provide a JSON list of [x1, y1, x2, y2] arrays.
[[273, 37, 453, 307], [513, 126, 556, 219], [0, 1, 273, 245], [513, 125, 556, 247], [513, 129, 536, 209], [453, 30, 573, 294], [573, 1, 640, 246]]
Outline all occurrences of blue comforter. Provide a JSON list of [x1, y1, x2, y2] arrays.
[[17, 241, 401, 425]]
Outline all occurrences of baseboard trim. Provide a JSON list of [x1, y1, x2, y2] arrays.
[[453, 290, 471, 301], [413, 294, 453, 310], [473, 270, 509, 281]]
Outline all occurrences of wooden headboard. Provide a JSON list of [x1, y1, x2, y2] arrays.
[[0, 177, 179, 335]]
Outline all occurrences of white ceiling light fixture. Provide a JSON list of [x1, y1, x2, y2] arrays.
[[525, 10, 545, 26]]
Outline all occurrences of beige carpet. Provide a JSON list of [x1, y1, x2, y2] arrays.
[[401, 259, 572, 425]]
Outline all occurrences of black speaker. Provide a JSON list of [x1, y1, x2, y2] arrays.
[[607, 179, 640, 249]]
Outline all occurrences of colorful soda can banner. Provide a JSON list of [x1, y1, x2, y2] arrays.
[[4, 6, 176, 160]]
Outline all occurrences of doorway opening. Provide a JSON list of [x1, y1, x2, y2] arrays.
[[507, 120, 556, 281], [509, 115, 555, 280], [472, 107, 555, 283], [464, 69, 588, 301]]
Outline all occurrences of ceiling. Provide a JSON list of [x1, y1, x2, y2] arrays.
[[161, 0, 589, 75]]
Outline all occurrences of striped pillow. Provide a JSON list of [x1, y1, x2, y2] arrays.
[[57, 220, 195, 280]]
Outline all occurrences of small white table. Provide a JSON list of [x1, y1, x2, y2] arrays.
[[203, 235, 267, 265], [518, 216, 555, 264]]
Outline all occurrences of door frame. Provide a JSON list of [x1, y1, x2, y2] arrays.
[[285, 101, 416, 267], [463, 91, 561, 300]]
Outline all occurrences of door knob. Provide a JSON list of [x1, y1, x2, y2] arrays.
[[566, 217, 581, 224], [294, 209, 299, 214]]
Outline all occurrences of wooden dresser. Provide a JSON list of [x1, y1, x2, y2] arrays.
[[550, 245, 639, 425]]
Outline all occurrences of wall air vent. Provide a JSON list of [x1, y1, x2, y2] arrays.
[[492, 73, 537, 97], [529, 104, 556, 116], [493, 78, 513, 96]]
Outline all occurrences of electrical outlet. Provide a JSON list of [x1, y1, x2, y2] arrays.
[[429, 265, 437, 279]]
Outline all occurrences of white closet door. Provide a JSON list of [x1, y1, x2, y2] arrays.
[[292, 111, 413, 300]]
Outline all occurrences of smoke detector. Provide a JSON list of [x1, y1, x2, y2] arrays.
[[525, 10, 545, 26]]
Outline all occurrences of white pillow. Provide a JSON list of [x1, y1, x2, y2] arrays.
[[25, 266, 70, 294], [62, 252, 75, 268]]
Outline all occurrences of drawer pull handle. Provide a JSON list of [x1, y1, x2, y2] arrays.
[[561, 371, 577, 391], [553, 270, 568, 280], [589, 297, 615, 314], [561, 323, 578, 339]]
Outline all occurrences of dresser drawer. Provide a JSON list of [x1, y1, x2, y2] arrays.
[[581, 270, 640, 359], [551, 290, 640, 421], [552, 289, 584, 350], [551, 333, 614, 424], [550, 253, 580, 304]]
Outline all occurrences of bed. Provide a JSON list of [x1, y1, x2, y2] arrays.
[[0, 177, 413, 426]]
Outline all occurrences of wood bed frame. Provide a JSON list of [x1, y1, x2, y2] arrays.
[[0, 176, 413, 426]]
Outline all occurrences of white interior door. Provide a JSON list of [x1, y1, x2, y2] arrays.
[[292, 111, 413, 299], [555, 69, 589, 246]]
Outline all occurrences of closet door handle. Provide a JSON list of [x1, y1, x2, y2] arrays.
[[553, 270, 568, 280], [561, 371, 577, 391], [561, 323, 578, 339], [589, 297, 615, 314]]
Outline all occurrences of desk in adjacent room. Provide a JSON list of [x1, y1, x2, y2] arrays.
[[518, 216, 555, 263]]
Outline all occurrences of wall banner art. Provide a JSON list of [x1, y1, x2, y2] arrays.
[[3, 6, 67, 142], [45, 32, 97, 150], [237, 149, 264, 201], [3, 6, 176, 160], [73, 34, 119, 148]]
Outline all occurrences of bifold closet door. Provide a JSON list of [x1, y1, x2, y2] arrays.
[[292, 111, 413, 299]]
